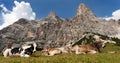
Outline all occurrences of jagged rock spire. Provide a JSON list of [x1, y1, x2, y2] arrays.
[[48, 12, 56, 18], [76, 3, 98, 21], [76, 3, 92, 16]]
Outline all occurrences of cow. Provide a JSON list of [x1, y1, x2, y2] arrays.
[[41, 41, 74, 56], [41, 45, 71, 56], [71, 41, 106, 54], [58, 46, 71, 53], [41, 47, 62, 56], [71, 35, 116, 54], [20, 44, 34, 57], [2, 42, 37, 57]]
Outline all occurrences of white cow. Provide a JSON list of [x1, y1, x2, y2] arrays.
[[2, 42, 37, 57]]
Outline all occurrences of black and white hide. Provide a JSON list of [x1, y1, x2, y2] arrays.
[[3, 47, 22, 57], [3, 42, 37, 57], [20, 44, 34, 57]]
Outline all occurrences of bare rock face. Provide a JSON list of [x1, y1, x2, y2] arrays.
[[76, 3, 91, 16], [0, 3, 120, 51], [73, 3, 120, 36], [76, 3, 98, 21]]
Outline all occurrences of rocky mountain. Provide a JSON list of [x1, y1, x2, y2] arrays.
[[0, 3, 120, 51]]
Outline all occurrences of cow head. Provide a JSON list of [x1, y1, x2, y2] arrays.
[[20, 44, 34, 57], [24, 42, 38, 52], [93, 41, 106, 49]]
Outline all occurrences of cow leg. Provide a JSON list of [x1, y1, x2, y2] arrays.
[[48, 52, 55, 56], [75, 47, 80, 54], [9, 51, 12, 56], [88, 50, 97, 54], [23, 54, 30, 57], [74, 45, 81, 54], [20, 50, 25, 57], [75, 51, 86, 54]]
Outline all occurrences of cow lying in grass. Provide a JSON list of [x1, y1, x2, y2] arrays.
[[41, 47, 62, 56], [71, 41, 104, 54], [71, 40, 116, 54], [41, 44, 73, 56], [3, 42, 37, 57]]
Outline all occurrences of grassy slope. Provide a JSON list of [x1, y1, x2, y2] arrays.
[[0, 44, 120, 63]]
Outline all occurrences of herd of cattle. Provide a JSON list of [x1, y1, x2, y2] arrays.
[[2, 35, 116, 57]]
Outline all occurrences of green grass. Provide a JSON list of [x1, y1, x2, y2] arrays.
[[0, 44, 120, 63]]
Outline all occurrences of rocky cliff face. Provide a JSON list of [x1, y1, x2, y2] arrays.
[[0, 3, 120, 51]]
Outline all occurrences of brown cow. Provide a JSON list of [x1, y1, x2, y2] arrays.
[[41, 47, 62, 56], [71, 41, 105, 54]]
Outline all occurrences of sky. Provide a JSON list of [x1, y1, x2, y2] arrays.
[[0, 0, 120, 29]]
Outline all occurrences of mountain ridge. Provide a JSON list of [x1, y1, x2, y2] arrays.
[[0, 3, 120, 51]]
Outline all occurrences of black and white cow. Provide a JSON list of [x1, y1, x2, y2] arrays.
[[3, 42, 37, 57]]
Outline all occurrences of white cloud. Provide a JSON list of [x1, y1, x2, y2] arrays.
[[0, 4, 9, 12], [0, 1, 36, 30], [104, 9, 120, 21]]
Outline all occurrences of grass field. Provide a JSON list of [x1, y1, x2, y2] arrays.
[[0, 44, 120, 63]]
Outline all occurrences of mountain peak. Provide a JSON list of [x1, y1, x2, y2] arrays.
[[76, 3, 98, 21], [48, 12, 57, 18], [76, 3, 92, 16]]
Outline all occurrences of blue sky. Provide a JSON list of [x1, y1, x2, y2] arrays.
[[0, 0, 120, 29], [0, 0, 120, 18]]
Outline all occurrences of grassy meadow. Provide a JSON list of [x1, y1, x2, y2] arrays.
[[0, 44, 120, 63]]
